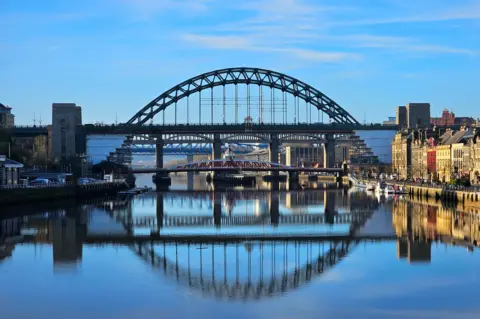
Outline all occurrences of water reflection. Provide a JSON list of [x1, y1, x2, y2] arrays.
[[133, 240, 352, 301], [1, 190, 480, 317], [392, 196, 480, 252]]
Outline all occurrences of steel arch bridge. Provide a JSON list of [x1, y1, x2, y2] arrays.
[[126, 67, 359, 126]]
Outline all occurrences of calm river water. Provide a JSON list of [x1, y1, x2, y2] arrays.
[[1, 177, 480, 319]]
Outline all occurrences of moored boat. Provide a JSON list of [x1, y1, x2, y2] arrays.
[[385, 184, 395, 194]]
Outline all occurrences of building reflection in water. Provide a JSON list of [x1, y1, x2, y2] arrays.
[[392, 197, 480, 264]]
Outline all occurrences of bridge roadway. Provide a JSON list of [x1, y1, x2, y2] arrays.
[[83, 123, 399, 135], [123, 211, 371, 228], [8, 123, 399, 138], [76, 233, 399, 244]]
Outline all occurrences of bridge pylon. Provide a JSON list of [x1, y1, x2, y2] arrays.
[[323, 133, 336, 169], [212, 133, 222, 160], [153, 135, 171, 188], [269, 133, 280, 176]]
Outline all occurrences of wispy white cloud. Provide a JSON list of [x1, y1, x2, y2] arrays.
[[182, 33, 360, 62], [182, 34, 252, 50], [338, 34, 479, 56], [341, 2, 480, 26], [182, 0, 479, 58]]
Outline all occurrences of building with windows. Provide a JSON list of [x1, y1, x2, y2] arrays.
[[285, 145, 323, 167], [426, 147, 436, 179], [392, 132, 412, 179], [51, 103, 83, 161], [430, 109, 476, 128], [0, 103, 14, 128], [431, 109, 455, 127], [396, 106, 407, 128], [451, 143, 465, 178], [406, 103, 431, 129], [0, 156, 24, 185], [383, 117, 396, 126], [471, 136, 480, 184], [454, 117, 475, 127], [411, 139, 427, 180]]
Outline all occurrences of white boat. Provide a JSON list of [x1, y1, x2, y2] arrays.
[[354, 182, 367, 189], [394, 185, 408, 194], [385, 184, 395, 194], [366, 183, 375, 191], [375, 182, 386, 194]]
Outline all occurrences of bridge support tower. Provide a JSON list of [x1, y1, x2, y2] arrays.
[[212, 133, 222, 160], [156, 192, 164, 232], [187, 155, 194, 190], [269, 133, 280, 177], [213, 191, 222, 227], [324, 191, 336, 224], [155, 135, 164, 169], [323, 133, 336, 169], [269, 192, 280, 225], [153, 135, 171, 188]]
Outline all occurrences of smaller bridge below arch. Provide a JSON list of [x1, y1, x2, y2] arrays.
[[131, 159, 344, 174]]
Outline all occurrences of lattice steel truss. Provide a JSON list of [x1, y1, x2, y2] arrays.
[[127, 67, 359, 125]]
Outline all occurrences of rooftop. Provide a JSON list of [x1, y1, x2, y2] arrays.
[[1, 158, 24, 168], [440, 128, 473, 145], [0, 103, 12, 110]]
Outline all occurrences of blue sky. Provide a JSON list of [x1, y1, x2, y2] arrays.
[[1, 0, 479, 125]]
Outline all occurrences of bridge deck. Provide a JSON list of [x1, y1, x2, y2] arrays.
[[83, 123, 398, 135], [80, 233, 398, 244]]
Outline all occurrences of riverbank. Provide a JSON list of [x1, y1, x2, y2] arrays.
[[404, 184, 480, 206], [0, 182, 129, 207]]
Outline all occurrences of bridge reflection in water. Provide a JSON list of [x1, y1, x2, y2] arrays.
[[2, 190, 480, 302], [103, 190, 378, 237], [132, 240, 352, 300]]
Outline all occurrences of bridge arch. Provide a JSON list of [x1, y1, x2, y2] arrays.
[[278, 133, 327, 144], [127, 67, 359, 125], [221, 133, 271, 144], [131, 240, 355, 301]]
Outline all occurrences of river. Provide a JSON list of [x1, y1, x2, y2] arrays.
[[1, 180, 479, 319]]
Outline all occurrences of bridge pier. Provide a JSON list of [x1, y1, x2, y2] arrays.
[[289, 171, 299, 183], [269, 133, 280, 177], [156, 192, 164, 232], [213, 191, 222, 227], [153, 136, 171, 188], [323, 133, 335, 169], [324, 191, 336, 224], [155, 136, 164, 169], [187, 155, 194, 191], [212, 133, 222, 160], [269, 192, 279, 226]]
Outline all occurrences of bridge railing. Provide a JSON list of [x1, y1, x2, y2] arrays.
[[83, 122, 396, 131], [12, 125, 49, 129]]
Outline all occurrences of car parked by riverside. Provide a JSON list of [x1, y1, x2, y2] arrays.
[[78, 178, 97, 185], [29, 178, 50, 186]]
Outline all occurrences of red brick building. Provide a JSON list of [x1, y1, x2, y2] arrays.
[[431, 109, 454, 127], [426, 137, 437, 176]]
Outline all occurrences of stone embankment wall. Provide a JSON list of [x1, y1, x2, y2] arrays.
[[406, 185, 480, 206], [0, 182, 128, 206]]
